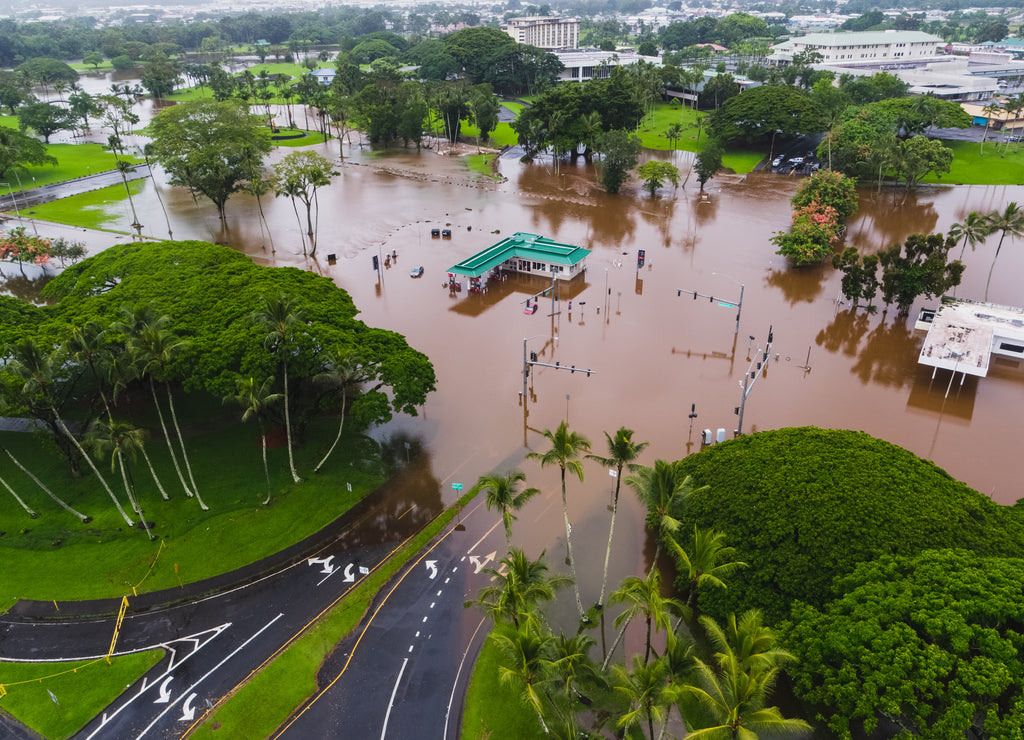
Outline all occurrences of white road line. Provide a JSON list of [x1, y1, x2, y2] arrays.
[[132, 613, 283, 740], [442, 616, 488, 740], [444, 577, 450, 584], [436, 590, 442, 596], [430, 602, 435, 609], [467, 519, 503, 554], [380, 657, 409, 740], [422, 616, 428, 623]]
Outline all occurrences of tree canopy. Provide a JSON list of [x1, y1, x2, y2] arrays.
[[709, 85, 824, 144], [40, 240, 435, 425], [0, 125, 57, 179], [784, 550, 1024, 739], [147, 99, 271, 222], [670, 427, 1024, 620]]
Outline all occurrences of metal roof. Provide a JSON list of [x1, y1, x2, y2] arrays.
[[917, 297, 1024, 378], [447, 233, 591, 278], [774, 30, 943, 48]]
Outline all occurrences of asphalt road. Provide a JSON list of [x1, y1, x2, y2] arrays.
[[0, 165, 150, 211], [0, 455, 510, 740]]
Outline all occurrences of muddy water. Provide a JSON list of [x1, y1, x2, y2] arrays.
[[21, 140, 1024, 589]]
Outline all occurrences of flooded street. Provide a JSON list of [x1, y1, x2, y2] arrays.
[[12, 132, 1024, 588]]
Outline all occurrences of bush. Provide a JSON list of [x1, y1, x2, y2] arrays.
[[770, 201, 840, 266], [791, 169, 858, 220]]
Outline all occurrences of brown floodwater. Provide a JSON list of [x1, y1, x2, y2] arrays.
[[15, 137, 1024, 586]]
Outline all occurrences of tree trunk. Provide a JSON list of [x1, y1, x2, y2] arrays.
[[598, 472, 622, 608], [53, 411, 133, 526], [602, 618, 631, 671], [1, 472, 38, 518], [165, 382, 206, 510], [282, 362, 301, 483], [985, 235, 1006, 301], [313, 393, 346, 474], [561, 467, 585, 620], [4, 448, 89, 522], [150, 377, 191, 498], [139, 445, 169, 500], [118, 450, 154, 540]]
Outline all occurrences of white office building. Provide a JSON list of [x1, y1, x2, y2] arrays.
[[504, 16, 580, 50], [769, 30, 944, 65]]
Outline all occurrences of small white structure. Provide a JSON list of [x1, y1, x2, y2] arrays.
[[310, 68, 336, 86], [916, 297, 1024, 383], [554, 50, 659, 82]]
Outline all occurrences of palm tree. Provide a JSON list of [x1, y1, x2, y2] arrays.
[[980, 102, 1003, 155], [492, 623, 556, 735], [465, 547, 571, 630], [312, 347, 370, 474], [132, 317, 207, 509], [1, 465, 37, 518], [471, 470, 540, 547], [86, 419, 155, 540], [984, 202, 1024, 300], [702, 610, 795, 678], [586, 427, 649, 609], [527, 421, 591, 621], [251, 294, 303, 484], [666, 526, 747, 612], [949, 210, 992, 261], [3, 447, 90, 522], [612, 655, 672, 740], [604, 570, 686, 669], [627, 460, 707, 574], [224, 376, 282, 505], [6, 339, 134, 527]]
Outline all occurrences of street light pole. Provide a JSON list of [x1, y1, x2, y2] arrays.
[[712, 271, 744, 335]]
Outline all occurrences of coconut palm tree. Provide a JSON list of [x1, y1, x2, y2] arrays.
[[949, 210, 992, 261], [627, 460, 707, 574], [527, 421, 591, 621], [471, 470, 540, 547], [86, 419, 155, 541], [492, 622, 556, 735], [224, 375, 282, 505], [666, 526, 747, 613], [1, 469, 37, 517], [251, 293, 303, 484], [612, 655, 673, 740], [702, 610, 795, 678], [604, 570, 686, 669], [6, 339, 134, 526], [465, 547, 571, 630], [312, 346, 371, 474], [980, 102, 1003, 155], [984, 202, 1024, 300], [587, 427, 649, 609], [131, 317, 207, 509], [3, 447, 90, 522]]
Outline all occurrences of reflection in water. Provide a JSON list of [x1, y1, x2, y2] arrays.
[[0, 268, 54, 304], [850, 316, 919, 387], [816, 308, 871, 357], [764, 262, 829, 305], [847, 189, 940, 251]]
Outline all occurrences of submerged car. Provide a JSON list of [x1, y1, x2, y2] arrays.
[[410, 265, 424, 278]]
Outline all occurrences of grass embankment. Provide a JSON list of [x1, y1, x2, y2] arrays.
[[189, 489, 479, 740], [0, 651, 163, 740], [26, 181, 143, 232], [461, 632, 544, 740], [459, 121, 518, 149], [266, 127, 330, 147], [464, 154, 501, 179], [0, 143, 143, 194], [926, 138, 1024, 185], [0, 399, 387, 610]]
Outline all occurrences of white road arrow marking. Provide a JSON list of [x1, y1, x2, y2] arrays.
[[343, 563, 356, 582], [468, 551, 496, 574], [154, 675, 173, 704], [308, 556, 336, 575], [426, 560, 438, 579], [179, 693, 197, 721]]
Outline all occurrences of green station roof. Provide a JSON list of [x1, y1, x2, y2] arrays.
[[447, 233, 591, 278]]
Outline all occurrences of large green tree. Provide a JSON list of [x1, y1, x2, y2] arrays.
[[0, 126, 57, 179], [596, 129, 641, 194], [17, 102, 77, 144], [785, 550, 1024, 739], [270, 150, 338, 257], [709, 85, 823, 145], [148, 98, 271, 223]]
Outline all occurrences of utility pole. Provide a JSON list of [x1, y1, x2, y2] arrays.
[[735, 324, 773, 436]]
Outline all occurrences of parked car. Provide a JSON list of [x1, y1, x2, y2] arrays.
[[410, 265, 424, 278], [772, 155, 785, 168], [789, 156, 805, 166]]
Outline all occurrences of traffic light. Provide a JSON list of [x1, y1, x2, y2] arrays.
[[372, 255, 379, 271], [637, 249, 646, 268], [571, 365, 576, 374], [586, 369, 591, 377], [530, 352, 538, 362]]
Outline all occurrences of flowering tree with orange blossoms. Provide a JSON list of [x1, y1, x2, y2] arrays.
[[0, 228, 54, 276]]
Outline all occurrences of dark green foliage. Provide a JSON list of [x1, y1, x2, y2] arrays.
[[40, 240, 435, 425], [783, 550, 1024, 739], [877, 232, 964, 315], [708, 85, 824, 145], [791, 169, 858, 221], [694, 141, 723, 191], [671, 427, 1024, 621], [0, 126, 57, 179], [596, 129, 641, 194]]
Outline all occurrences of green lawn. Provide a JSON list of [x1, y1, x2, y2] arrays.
[[268, 127, 329, 147], [71, 62, 115, 72], [461, 631, 544, 740], [21, 181, 142, 232], [926, 138, 1024, 185], [0, 405, 389, 609], [190, 489, 478, 740], [464, 153, 501, 179], [0, 651, 163, 740], [0, 143, 143, 193], [2, 114, 19, 129], [459, 120, 518, 148]]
